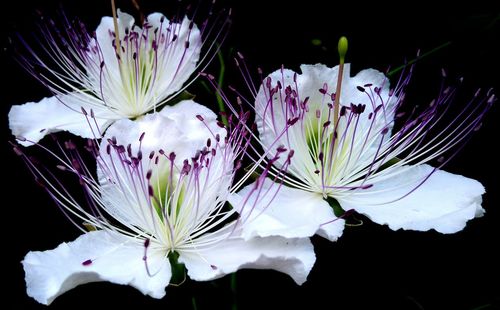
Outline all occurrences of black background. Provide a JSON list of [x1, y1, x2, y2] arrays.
[[1, 1, 499, 309]]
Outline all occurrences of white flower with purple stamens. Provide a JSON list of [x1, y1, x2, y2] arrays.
[[229, 61, 494, 240], [18, 100, 314, 305], [9, 9, 225, 146]]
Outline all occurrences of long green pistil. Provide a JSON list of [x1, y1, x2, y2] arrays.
[[111, 0, 121, 58], [333, 36, 348, 127]]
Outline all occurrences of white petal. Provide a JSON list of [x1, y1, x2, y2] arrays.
[[146, 14, 202, 96], [97, 100, 226, 230], [9, 94, 114, 146], [255, 64, 396, 186], [179, 235, 315, 285], [337, 164, 485, 233], [23, 231, 171, 305], [228, 178, 344, 241], [255, 64, 393, 150], [94, 11, 136, 77], [103, 100, 225, 163]]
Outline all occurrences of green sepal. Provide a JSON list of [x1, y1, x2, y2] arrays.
[[168, 251, 186, 285], [326, 196, 344, 217]]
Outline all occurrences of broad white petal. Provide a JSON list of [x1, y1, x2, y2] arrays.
[[255, 64, 396, 186], [228, 178, 344, 241], [102, 99, 225, 163], [255, 64, 393, 150], [94, 11, 136, 77], [92, 12, 201, 115], [179, 234, 315, 285], [97, 100, 226, 230], [23, 231, 171, 305], [146, 14, 202, 97], [9, 94, 114, 146], [337, 164, 485, 233]]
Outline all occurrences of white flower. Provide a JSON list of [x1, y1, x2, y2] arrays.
[[9, 9, 223, 146], [230, 63, 494, 240], [19, 100, 314, 305]]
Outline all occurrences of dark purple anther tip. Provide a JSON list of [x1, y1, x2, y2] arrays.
[[277, 145, 287, 153], [287, 117, 299, 126], [82, 259, 92, 266], [127, 144, 132, 157], [340, 106, 347, 117]]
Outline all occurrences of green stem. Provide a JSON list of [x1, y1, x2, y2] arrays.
[[387, 41, 452, 77], [191, 297, 198, 310], [216, 49, 228, 126], [471, 304, 492, 310], [231, 273, 238, 310]]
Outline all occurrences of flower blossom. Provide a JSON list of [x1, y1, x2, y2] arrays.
[[229, 62, 494, 241], [9, 9, 225, 146], [18, 100, 314, 305]]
